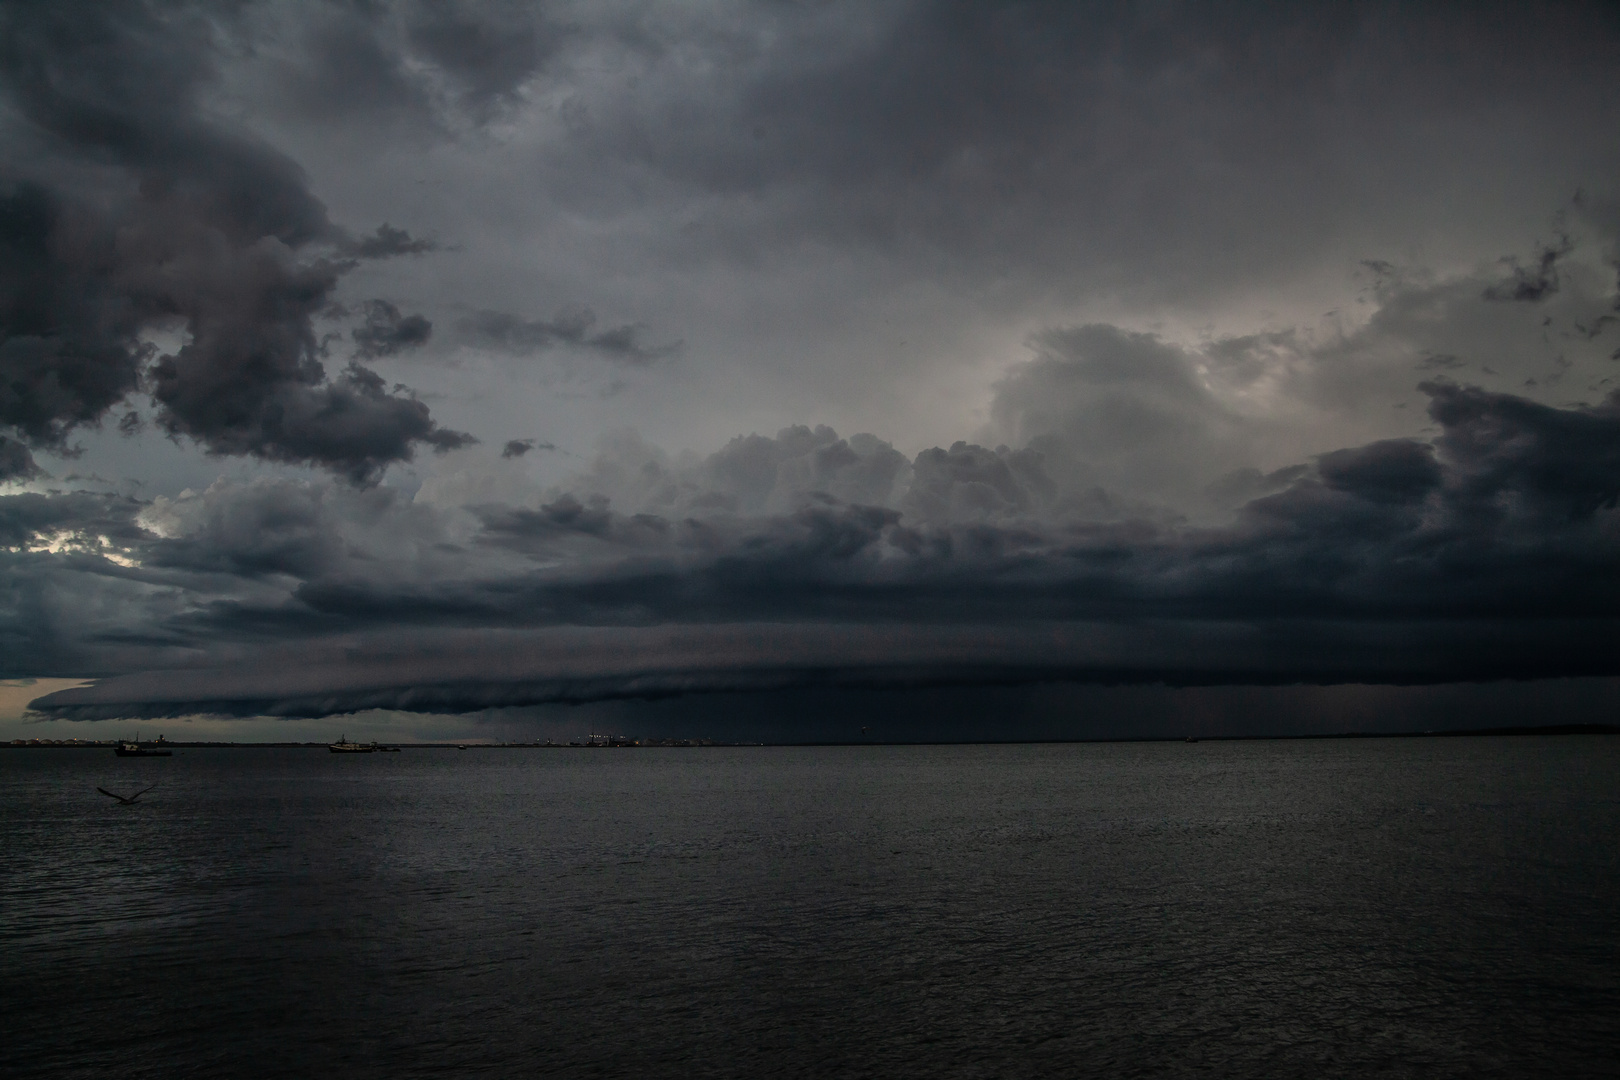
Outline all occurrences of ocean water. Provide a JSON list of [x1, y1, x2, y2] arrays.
[[3, 738, 1617, 1079]]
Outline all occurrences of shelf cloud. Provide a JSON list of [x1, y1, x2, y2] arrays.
[[17, 376, 1620, 719]]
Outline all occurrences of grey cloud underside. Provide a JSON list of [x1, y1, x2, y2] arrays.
[[0, 436, 41, 482], [208, 0, 1620, 310], [268, 0, 563, 128], [1483, 237, 1574, 303], [512, 1, 1620, 304], [346, 224, 436, 260], [0, 2, 469, 481], [456, 308, 679, 365], [350, 299, 433, 359], [13, 382, 1620, 718], [500, 438, 553, 459]]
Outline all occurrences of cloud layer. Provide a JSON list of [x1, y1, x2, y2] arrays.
[[13, 375, 1620, 719], [3, 3, 1619, 726]]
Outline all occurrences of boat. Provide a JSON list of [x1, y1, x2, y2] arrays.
[[114, 733, 173, 757], [328, 735, 376, 754]]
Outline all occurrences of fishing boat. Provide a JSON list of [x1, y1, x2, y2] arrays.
[[114, 733, 172, 757]]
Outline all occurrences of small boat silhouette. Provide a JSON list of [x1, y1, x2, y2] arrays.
[[114, 732, 172, 757]]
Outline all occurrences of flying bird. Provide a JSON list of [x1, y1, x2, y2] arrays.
[[97, 785, 156, 805]]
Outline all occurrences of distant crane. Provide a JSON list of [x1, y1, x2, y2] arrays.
[[97, 784, 157, 805]]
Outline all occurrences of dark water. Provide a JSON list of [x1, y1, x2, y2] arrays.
[[4, 739, 1617, 1079]]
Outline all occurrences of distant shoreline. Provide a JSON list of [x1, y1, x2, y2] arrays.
[[6, 722, 1616, 749]]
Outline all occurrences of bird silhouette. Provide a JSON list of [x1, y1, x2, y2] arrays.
[[97, 785, 156, 805]]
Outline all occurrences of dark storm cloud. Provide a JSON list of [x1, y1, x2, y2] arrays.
[[255, 0, 564, 130], [404, 0, 560, 115], [0, 489, 148, 550], [695, 426, 909, 514], [9, 380, 1620, 717], [347, 224, 437, 259], [142, 243, 472, 480], [0, 183, 148, 457], [1315, 440, 1441, 504], [0, 1, 327, 244], [458, 308, 679, 365], [0, 1, 468, 481], [400, 377, 1620, 629], [501, 438, 553, 458], [1484, 236, 1574, 303], [561, 425, 910, 517], [350, 300, 433, 359], [535, 0, 1620, 304], [0, 437, 41, 482], [0, 489, 166, 675], [1424, 381, 1620, 517], [140, 479, 379, 580], [186, 0, 1619, 332], [902, 442, 1053, 524]]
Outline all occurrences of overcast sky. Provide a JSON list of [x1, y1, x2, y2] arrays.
[[4, 1, 1620, 739]]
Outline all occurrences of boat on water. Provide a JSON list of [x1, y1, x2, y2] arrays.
[[328, 737, 402, 753], [114, 734, 172, 757]]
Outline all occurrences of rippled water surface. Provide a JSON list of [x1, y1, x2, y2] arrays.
[[4, 739, 1618, 1078]]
